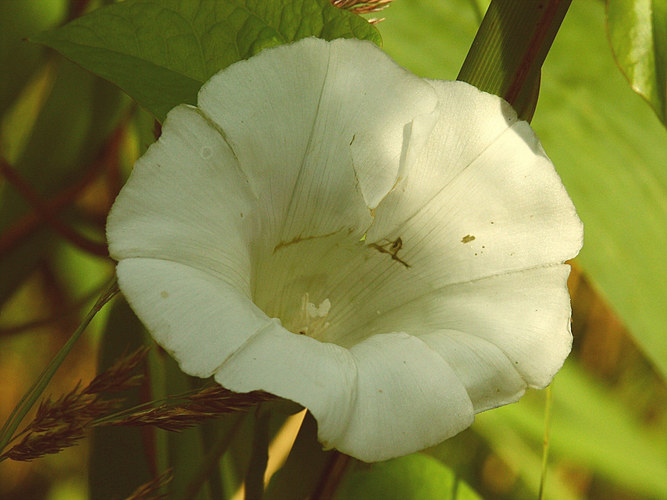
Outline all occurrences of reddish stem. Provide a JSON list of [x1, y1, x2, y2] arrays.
[[0, 158, 108, 257], [503, 0, 565, 105], [0, 118, 128, 259]]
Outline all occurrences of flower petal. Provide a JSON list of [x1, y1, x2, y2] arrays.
[[336, 333, 474, 462], [324, 81, 582, 346], [369, 80, 521, 238], [216, 329, 474, 463], [197, 37, 437, 245], [367, 80, 583, 284], [418, 331, 527, 413], [116, 258, 271, 378], [213, 323, 358, 446], [107, 105, 256, 292], [352, 265, 574, 389]]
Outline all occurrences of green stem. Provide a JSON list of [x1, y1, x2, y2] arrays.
[[538, 384, 553, 500], [457, 0, 572, 121], [244, 407, 271, 500], [0, 278, 119, 457], [182, 413, 246, 500]]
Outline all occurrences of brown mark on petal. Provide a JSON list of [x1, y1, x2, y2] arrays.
[[160, 291, 169, 298], [369, 236, 411, 268], [461, 234, 476, 244], [273, 228, 344, 253]]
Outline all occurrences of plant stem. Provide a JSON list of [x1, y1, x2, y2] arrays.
[[182, 413, 246, 500], [457, 0, 572, 121], [244, 407, 271, 500], [0, 278, 119, 457], [538, 384, 553, 500]]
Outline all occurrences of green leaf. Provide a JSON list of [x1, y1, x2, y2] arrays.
[[475, 361, 667, 499], [607, 0, 667, 125], [33, 0, 380, 122], [334, 454, 483, 500], [0, 0, 67, 116], [532, 0, 667, 379]]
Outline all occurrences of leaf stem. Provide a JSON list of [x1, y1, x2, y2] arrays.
[[0, 278, 119, 457]]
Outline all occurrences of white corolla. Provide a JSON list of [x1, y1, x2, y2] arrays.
[[107, 37, 583, 462]]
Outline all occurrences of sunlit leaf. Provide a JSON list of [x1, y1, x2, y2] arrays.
[[33, 0, 380, 122], [534, 0, 667, 379], [334, 454, 483, 500], [607, 0, 667, 125]]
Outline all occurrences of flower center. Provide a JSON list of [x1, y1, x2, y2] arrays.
[[292, 293, 331, 338]]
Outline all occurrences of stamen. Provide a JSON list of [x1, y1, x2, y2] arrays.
[[295, 294, 332, 338]]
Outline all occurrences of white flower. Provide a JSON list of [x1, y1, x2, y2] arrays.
[[107, 37, 583, 462]]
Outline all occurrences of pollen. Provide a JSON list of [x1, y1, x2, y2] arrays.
[[294, 294, 332, 338]]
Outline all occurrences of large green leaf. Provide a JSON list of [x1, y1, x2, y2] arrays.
[[607, 0, 667, 125], [334, 454, 483, 500], [533, 0, 667, 378], [33, 0, 380, 122], [379, 0, 667, 378], [474, 361, 667, 498]]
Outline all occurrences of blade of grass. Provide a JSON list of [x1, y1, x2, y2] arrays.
[[0, 278, 119, 457], [538, 384, 553, 500]]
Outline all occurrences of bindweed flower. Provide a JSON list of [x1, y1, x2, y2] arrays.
[[107, 37, 583, 462]]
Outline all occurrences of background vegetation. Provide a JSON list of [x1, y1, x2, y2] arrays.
[[0, 0, 665, 498]]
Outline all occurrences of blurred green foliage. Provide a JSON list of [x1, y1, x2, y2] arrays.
[[0, 0, 665, 499]]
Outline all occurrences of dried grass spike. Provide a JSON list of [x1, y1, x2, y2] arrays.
[[102, 385, 274, 431], [105, 406, 216, 432], [125, 469, 173, 500], [1, 423, 86, 461], [33, 391, 120, 432], [84, 345, 149, 394], [186, 385, 274, 414]]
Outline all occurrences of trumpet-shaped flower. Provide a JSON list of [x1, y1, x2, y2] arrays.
[[107, 37, 583, 462]]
